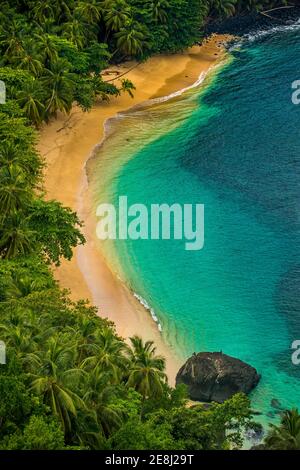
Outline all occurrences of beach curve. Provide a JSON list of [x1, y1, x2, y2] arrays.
[[38, 34, 232, 385]]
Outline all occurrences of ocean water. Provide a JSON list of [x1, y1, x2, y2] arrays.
[[89, 23, 300, 423]]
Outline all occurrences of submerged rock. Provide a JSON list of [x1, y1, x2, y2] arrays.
[[176, 352, 261, 403], [271, 398, 283, 410]]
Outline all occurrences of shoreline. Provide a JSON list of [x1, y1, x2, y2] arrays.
[[38, 34, 232, 385]]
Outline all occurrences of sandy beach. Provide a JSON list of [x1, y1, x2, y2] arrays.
[[38, 34, 231, 384]]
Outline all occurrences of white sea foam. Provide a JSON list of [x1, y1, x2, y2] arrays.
[[133, 292, 163, 333], [149, 71, 207, 104], [229, 18, 300, 51], [145, 57, 229, 105], [89, 56, 229, 155]]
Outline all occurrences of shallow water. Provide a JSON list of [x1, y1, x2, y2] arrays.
[[90, 23, 300, 425]]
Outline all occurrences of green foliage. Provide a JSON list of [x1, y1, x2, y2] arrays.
[[0, 268, 258, 450], [0, 0, 287, 124], [108, 416, 177, 450], [28, 199, 86, 265], [0, 375, 33, 437], [109, 393, 255, 450], [2, 415, 66, 450], [264, 408, 300, 450], [0, 0, 288, 452], [0, 256, 56, 302], [0, 113, 84, 263]]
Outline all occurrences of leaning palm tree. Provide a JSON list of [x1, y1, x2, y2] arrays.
[[120, 79, 136, 98], [265, 408, 300, 450], [127, 336, 167, 416]]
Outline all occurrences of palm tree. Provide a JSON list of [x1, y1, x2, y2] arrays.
[[103, 0, 130, 36], [1, 271, 46, 301], [114, 23, 148, 57], [12, 40, 44, 77], [41, 59, 75, 117], [30, 0, 72, 23], [0, 212, 36, 259], [0, 323, 36, 358], [210, 0, 238, 17], [52, 0, 73, 22], [81, 328, 128, 382], [82, 368, 124, 437], [120, 79, 136, 98], [149, 0, 170, 23], [29, 335, 85, 433], [0, 143, 42, 183], [265, 408, 300, 450], [34, 34, 59, 67], [0, 309, 50, 365], [75, 0, 102, 25], [63, 19, 86, 49], [0, 20, 25, 61], [127, 336, 167, 416], [0, 144, 21, 167], [30, 1, 55, 23], [0, 144, 28, 174], [77, 319, 100, 354], [31, 373, 84, 433], [64, 317, 97, 362], [16, 81, 45, 127], [0, 164, 32, 218]]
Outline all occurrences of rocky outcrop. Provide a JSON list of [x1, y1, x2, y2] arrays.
[[176, 352, 261, 403]]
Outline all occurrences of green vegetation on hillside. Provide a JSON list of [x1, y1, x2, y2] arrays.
[[0, 0, 288, 126], [0, 0, 296, 451]]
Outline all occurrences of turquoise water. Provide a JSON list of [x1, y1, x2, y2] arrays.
[[92, 24, 300, 423]]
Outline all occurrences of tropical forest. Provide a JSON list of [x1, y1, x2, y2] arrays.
[[0, 0, 299, 451]]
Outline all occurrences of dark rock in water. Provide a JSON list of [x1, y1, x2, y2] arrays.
[[271, 398, 283, 410], [176, 352, 261, 403]]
